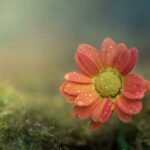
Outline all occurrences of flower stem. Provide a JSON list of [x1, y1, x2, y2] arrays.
[[118, 121, 128, 150]]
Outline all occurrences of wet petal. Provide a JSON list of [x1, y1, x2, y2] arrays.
[[71, 100, 99, 120], [122, 74, 145, 99], [92, 98, 113, 123], [114, 45, 138, 75], [89, 120, 102, 131], [123, 48, 138, 74], [63, 82, 93, 96], [99, 38, 117, 67], [75, 44, 101, 76], [78, 44, 101, 68], [115, 104, 132, 123], [117, 43, 127, 52], [75, 55, 92, 77], [116, 96, 142, 115], [77, 52, 99, 75], [59, 83, 76, 103], [74, 91, 98, 107], [114, 45, 130, 74], [64, 72, 92, 83]]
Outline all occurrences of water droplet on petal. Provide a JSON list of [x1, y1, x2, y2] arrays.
[[78, 101, 84, 106], [77, 90, 80, 93]]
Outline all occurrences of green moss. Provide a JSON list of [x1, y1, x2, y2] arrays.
[[0, 82, 149, 150]]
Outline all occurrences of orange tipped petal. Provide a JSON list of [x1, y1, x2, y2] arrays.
[[71, 100, 99, 120], [59, 83, 76, 103], [116, 96, 142, 115], [117, 43, 127, 51], [75, 44, 101, 76], [78, 44, 102, 68], [92, 98, 113, 123], [122, 48, 138, 74], [115, 104, 132, 123], [99, 38, 117, 67], [89, 120, 102, 131], [122, 74, 145, 99], [75, 55, 93, 77], [74, 91, 98, 107], [64, 72, 92, 83], [92, 100, 101, 122], [114, 45, 130, 74], [114, 45, 138, 75], [63, 82, 93, 96], [77, 52, 99, 75]]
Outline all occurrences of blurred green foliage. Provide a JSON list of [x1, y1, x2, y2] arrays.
[[0, 82, 149, 150]]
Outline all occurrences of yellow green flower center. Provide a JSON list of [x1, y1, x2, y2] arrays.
[[94, 69, 122, 98]]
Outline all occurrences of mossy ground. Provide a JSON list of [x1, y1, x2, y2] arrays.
[[0, 82, 149, 150]]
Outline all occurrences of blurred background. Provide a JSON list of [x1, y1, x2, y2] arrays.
[[0, 0, 150, 95], [0, 0, 150, 150]]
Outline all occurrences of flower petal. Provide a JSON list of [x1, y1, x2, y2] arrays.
[[114, 44, 139, 75], [115, 104, 132, 123], [75, 44, 101, 76], [99, 38, 117, 67], [71, 100, 99, 120], [116, 96, 142, 115], [122, 74, 145, 99], [75, 55, 92, 77], [114, 44, 130, 74], [92, 98, 114, 123], [63, 82, 93, 96], [89, 120, 102, 131], [78, 44, 101, 68], [77, 53, 99, 75], [122, 48, 138, 74], [74, 91, 98, 107], [64, 72, 92, 83], [59, 83, 76, 103], [117, 43, 127, 52]]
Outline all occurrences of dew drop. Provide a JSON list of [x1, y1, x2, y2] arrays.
[[78, 101, 84, 106], [65, 74, 69, 80], [77, 90, 80, 93], [88, 93, 92, 97], [64, 89, 68, 92], [109, 45, 112, 48]]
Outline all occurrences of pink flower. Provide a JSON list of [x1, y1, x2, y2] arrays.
[[60, 38, 150, 131]]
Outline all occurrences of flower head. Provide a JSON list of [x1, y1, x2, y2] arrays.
[[60, 38, 150, 131]]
